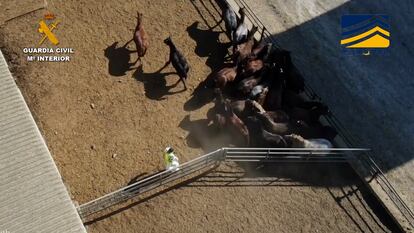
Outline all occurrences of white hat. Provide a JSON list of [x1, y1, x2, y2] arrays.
[[165, 147, 174, 153]]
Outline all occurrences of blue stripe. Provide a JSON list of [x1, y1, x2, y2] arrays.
[[342, 19, 389, 37], [341, 14, 388, 28], [342, 15, 372, 28]]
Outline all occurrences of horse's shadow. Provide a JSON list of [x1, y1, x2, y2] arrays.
[[183, 77, 215, 111], [186, 21, 229, 70], [183, 21, 235, 111], [104, 42, 137, 77], [133, 65, 186, 101]]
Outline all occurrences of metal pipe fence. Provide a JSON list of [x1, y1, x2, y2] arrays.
[[77, 149, 223, 218], [77, 147, 366, 219]]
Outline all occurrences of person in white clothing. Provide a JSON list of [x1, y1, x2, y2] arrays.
[[163, 147, 180, 171]]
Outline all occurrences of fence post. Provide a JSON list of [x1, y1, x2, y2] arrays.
[[267, 149, 270, 161]]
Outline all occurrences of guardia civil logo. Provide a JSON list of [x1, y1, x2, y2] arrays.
[[22, 12, 74, 62], [38, 12, 60, 45]]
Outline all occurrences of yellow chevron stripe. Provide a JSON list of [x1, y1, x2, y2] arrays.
[[340, 26, 390, 45], [346, 34, 390, 48]]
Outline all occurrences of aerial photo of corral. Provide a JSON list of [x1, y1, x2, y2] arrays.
[[0, 0, 413, 232]]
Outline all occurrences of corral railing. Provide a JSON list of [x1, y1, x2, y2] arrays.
[[224, 0, 414, 229], [224, 147, 368, 163], [77, 147, 367, 219], [77, 149, 223, 218]]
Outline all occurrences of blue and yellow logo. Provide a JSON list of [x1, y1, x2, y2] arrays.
[[341, 15, 390, 55]]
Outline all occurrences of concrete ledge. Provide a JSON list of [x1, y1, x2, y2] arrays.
[[0, 50, 86, 233]]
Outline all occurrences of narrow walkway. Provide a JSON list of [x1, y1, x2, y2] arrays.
[[0, 50, 86, 233]]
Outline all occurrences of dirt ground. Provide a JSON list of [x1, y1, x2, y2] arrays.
[[0, 0, 401, 232]]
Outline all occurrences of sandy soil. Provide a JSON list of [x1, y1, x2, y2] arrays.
[[0, 0, 400, 232]]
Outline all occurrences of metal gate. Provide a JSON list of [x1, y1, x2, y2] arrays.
[[77, 147, 367, 219]]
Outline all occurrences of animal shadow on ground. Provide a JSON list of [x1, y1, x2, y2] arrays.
[[133, 65, 186, 100], [179, 115, 235, 151], [183, 77, 215, 111], [184, 21, 228, 111], [189, 0, 226, 35], [186, 21, 229, 70], [104, 42, 137, 76]]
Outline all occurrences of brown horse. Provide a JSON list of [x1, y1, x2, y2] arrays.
[[230, 99, 265, 119], [239, 58, 264, 78], [263, 110, 290, 123], [255, 112, 292, 135], [213, 101, 250, 146], [125, 12, 149, 66], [223, 102, 250, 146], [245, 116, 287, 147], [212, 64, 238, 90]]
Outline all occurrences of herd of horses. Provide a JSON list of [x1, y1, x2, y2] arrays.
[[129, 5, 337, 149]]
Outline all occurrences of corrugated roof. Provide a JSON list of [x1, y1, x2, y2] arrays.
[[0, 50, 86, 233]]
